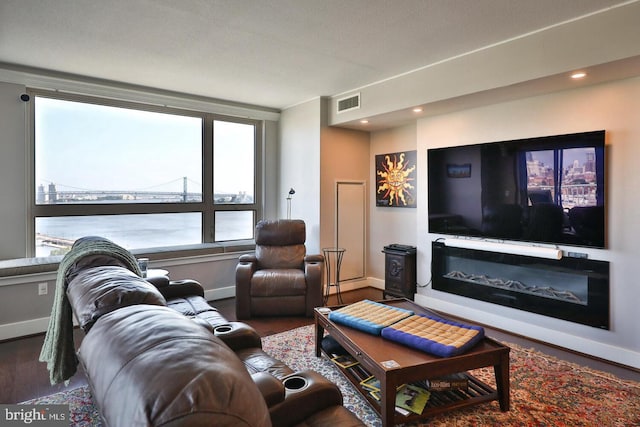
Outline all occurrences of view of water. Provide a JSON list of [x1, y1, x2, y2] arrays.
[[36, 212, 253, 257]]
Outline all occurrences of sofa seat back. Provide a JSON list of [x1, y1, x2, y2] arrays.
[[251, 269, 307, 296], [67, 266, 166, 332], [255, 220, 306, 269]]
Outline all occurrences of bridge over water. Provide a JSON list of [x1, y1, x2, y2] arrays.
[[52, 190, 203, 203]]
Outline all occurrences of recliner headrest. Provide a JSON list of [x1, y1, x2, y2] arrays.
[[255, 219, 306, 246]]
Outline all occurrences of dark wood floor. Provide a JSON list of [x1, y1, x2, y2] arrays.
[[1, 287, 637, 405]]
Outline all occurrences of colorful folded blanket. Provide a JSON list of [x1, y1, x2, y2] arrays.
[[381, 314, 485, 357], [328, 299, 414, 335]]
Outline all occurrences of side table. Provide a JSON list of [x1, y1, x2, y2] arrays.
[[146, 268, 169, 278], [322, 248, 345, 305]]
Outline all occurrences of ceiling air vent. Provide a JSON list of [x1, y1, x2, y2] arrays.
[[336, 93, 360, 113]]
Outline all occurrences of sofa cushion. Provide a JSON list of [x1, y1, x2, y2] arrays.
[[65, 253, 131, 284], [250, 269, 307, 296], [167, 295, 229, 328], [256, 245, 306, 270], [235, 346, 294, 379], [381, 314, 485, 357], [67, 266, 166, 331]]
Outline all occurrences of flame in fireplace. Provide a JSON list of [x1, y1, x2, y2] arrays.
[[444, 270, 586, 305]]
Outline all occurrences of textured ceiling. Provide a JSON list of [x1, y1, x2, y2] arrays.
[[0, 0, 631, 109]]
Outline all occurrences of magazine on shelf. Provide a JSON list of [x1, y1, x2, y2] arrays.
[[367, 389, 411, 416], [360, 375, 381, 391], [395, 384, 430, 415], [331, 354, 360, 369], [424, 372, 469, 391]]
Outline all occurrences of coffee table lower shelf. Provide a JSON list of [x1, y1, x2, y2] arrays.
[[326, 352, 500, 423]]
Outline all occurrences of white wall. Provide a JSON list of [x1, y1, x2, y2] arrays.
[[262, 120, 280, 220], [0, 82, 28, 259], [279, 99, 322, 252], [368, 124, 418, 281], [414, 76, 640, 369]]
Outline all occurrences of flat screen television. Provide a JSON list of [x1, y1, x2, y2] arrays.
[[427, 130, 606, 248]]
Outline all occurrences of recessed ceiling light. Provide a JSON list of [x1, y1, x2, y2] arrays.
[[571, 72, 587, 79], [360, 119, 369, 124], [413, 107, 423, 113]]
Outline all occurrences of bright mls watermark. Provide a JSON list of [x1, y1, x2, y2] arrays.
[[1, 405, 68, 426]]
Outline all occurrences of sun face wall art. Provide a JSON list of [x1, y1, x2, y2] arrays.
[[375, 150, 417, 208]]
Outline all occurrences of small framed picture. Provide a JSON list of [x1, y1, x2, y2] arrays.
[[446, 163, 471, 178]]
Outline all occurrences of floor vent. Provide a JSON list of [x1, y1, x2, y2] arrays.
[[336, 93, 360, 113]]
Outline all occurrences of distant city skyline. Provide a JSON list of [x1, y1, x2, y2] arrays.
[[527, 147, 594, 171]]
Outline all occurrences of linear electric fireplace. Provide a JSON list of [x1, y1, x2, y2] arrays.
[[431, 241, 610, 329]]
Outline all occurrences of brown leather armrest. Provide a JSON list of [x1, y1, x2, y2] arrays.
[[269, 370, 343, 427], [304, 257, 324, 316], [145, 275, 170, 288], [251, 372, 285, 407], [239, 253, 257, 263], [235, 256, 257, 319], [304, 254, 324, 264], [213, 321, 262, 350], [158, 279, 205, 299]]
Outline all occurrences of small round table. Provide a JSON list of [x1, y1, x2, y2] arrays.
[[322, 248, 346, 305]]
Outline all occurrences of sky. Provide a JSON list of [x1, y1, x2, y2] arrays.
[[529, 147, 594, 170], [35, 97, 254, 195]]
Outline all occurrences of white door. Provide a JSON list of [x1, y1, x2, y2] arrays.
[[336, 181, 366, 281]]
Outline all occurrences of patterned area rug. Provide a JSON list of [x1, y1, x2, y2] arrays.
[[264, 325, 640, 427], [22, 325, 640, 426], [20, 385, 102, 426]]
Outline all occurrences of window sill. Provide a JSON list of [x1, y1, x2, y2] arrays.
[[0, 241, 255, 278]]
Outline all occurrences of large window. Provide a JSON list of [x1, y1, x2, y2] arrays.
[[31, 92, 262, 257]]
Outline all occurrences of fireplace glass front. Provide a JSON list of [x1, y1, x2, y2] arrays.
[[431, 241, 609, 329]]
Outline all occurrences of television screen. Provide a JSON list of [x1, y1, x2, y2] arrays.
[[427, 130, 605, 248]]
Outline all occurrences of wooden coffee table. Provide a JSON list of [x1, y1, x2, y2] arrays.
[[315, 298, 510, 426]]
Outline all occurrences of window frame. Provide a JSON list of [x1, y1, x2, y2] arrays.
[[27, 89, 263, 257]]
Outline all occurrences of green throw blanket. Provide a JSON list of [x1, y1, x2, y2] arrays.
[[39, 236, 142, 385]]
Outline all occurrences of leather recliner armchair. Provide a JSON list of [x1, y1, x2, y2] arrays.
[[236, 219, 324, 319]]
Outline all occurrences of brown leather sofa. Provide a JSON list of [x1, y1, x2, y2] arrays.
[[64, 253, 364, 426], [236, 219, 324, 319]]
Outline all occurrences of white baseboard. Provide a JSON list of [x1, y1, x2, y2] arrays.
[[319, 277, 385, 299], [0, 316, 82, 341], [0, 317, 49, 341], [415, 294, 640, 370], [204, 285, 236, 301], [367, 277, 385, 290]]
